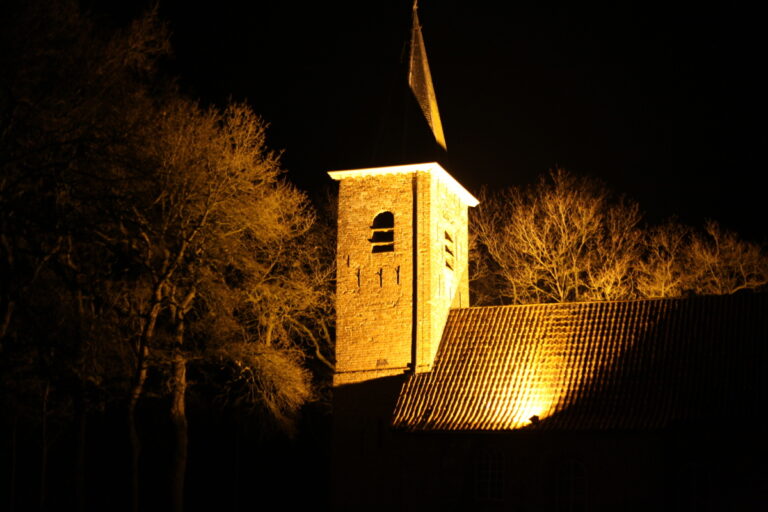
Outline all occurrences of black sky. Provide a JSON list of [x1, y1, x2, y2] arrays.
[[101, 1, 765, 240]]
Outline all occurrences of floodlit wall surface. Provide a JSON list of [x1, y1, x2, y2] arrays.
[[423, 172, 470, 369], [331, 163, 475, 385], [333, 171, 416, 384]]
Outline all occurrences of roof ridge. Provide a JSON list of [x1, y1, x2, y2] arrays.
[[454, 292, 768, 314]]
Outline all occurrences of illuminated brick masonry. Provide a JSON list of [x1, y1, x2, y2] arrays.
[[328, 163, 478, 385]]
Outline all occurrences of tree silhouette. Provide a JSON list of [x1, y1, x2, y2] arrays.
[[1, 2, 333, 510], [472, 169, 642, 304], [472, 169, 767, 305]]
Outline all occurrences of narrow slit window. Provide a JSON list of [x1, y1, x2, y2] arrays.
[[444, 230, 454, 270], [370, 212, 394, 253]]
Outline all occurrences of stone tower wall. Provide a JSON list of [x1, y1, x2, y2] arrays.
[[331, 164, 476, 385], [334, 172, 416, 385], [420, 175, 470, 370]]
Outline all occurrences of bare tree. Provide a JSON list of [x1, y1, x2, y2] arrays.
[[472, 169, 642, 304], [95, 97, 322, 512], [473, 170, 768, 304], [1, 3, 334, 510], [636, 221, 692, 298], [202, 192, 333, 427], [685, 221, 768, 295], [636, 220, 767, 298], [1, 3, 167, 509]]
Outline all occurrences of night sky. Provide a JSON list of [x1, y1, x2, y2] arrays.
[[103, 1, 765, 240]]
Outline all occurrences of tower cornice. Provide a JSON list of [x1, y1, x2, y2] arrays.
[[328, 162, 479, 207]]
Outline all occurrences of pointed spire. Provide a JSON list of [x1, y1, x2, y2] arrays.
[[408, 1, 447, 150]]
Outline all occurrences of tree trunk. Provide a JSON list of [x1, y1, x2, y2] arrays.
[[74, 396, 87, 512], [8, 413, 17, 512], [128, 343, 148, 512], [39, 382, 49, 512], [127, 300, 161, 512], [74, 292, 87, 512], [170, 313, 188, 512], [0, 299, 13, 342]]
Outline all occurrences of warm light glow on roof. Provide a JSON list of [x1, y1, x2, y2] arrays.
[[328, 162, 479, 207], [393, 296, 768, 431], [494, 351, 566, 429]]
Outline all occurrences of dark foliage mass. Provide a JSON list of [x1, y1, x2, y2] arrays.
[[0, 2, 334, 511]]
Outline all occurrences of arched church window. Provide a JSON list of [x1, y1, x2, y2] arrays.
[[370, 212, 394, 253]]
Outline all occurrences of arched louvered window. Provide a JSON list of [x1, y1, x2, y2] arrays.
[[370, 212, 394, 253]]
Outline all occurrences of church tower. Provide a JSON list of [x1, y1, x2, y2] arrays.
[[329, 162, 478, 385]]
